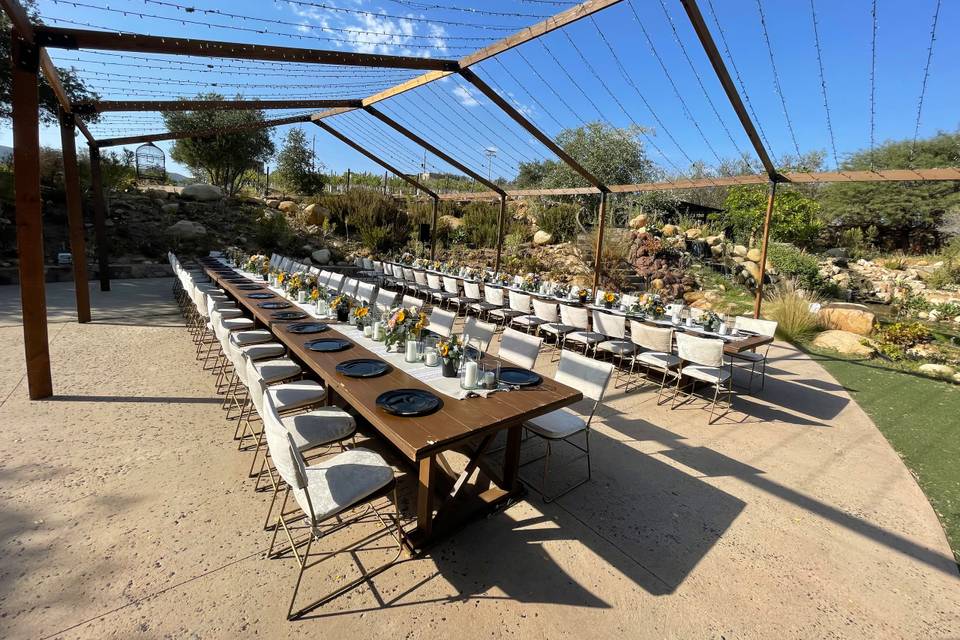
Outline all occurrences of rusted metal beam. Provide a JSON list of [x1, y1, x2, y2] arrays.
[[494, 195, 507, 272], [81, 99, 363, 113], [34, 26, 460, 70], [364, 106, 505, 196], [313, 120, 437, 198], [753, 181, 777, 318], [96, 114, 311, 148], [430, 197, 440, 261], [11, 30, 53, 399], [309, 0, 622, 119], [59, 110, 91, 323], [88, 145, 110, 291], [679, 0, 779, 181], [38, 49, 97, 145], [459, 68, 608, 193], [1, 0, 34, 43], [592, 192, 608, 293]]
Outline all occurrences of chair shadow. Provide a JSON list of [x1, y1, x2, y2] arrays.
[[47, 395, 222, 404]]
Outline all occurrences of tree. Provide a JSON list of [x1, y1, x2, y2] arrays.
[[715, 185, 823, 249], [821, 132, 960, 251], [0, 1, 100, 125], [275, 127, 324, 196], [162, 94, 275, 196]]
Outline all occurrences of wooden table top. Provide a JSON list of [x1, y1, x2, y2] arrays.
[[204, 262, 583, 463]]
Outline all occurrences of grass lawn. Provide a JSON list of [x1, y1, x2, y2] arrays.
[[805, 347, 960, 563]]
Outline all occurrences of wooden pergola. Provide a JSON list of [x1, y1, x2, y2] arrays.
[[3, 0, 959, 399]]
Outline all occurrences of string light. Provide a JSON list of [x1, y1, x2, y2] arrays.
[[490, 58, 564, 131], [911, 0, 942, 164], [755, 0, 802, 159], [278, 0, 524, 32], [809, 0, 840, 170], [869, 0, 878, 170]]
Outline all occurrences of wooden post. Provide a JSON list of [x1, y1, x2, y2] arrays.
[[494, 195, 507, 272], [753, 181, 778, 318], [592, 192, 608, 294], [59, 110, 91, 323], [345, 168, 351, 192], [87, 145, 111, 291], [430, 196, 439, 261], [11, 31, 53, 399]]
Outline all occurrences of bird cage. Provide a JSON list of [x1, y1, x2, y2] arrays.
[[135, 142, 166, 182]]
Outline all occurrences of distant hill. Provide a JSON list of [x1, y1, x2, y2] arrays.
[[0, 145, 11, 163]]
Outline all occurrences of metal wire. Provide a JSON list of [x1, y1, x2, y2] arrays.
[[869, 0, 878, 169], [809, 0, 840, 169], [755, 0, 802, 159], [911, 0, 942, 164], [278, 0, 524, 32], [490, 58, 564, 131]]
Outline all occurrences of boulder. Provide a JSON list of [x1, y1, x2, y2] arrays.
[[161, 203, 179, 214], [166, 219, 207, 239], [918, 363, 955, 379], [629, 213, 649, 229], [439, 214, 463, 230], [278, 200, 298, 213], [661, 224, 678, 237], [710, 244, 725, 258], [743, 261, 762, 283], [705, 235, 723, 247], [533, 230, 554, 246], [825, 247, 850, 260], [180, 184, 222, 202], [733, 244, 748, 258], [746, 248, 763, 262], [812, 330, 874, 357], [266, 199, 281, 209], [685, 227, 702, 239], [304, 203, 330, 225], [817, 303, 875, 335], [311, 248, 332, 265], [651, 278, 665, 291]]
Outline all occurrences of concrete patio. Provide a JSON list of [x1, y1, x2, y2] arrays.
[[0, 278, 957, 639]]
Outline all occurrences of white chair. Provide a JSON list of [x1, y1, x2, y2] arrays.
[[463, 316, 496, 354], [426, 273, 452, 305], [341, 277, 359, 299], [522, 350, 613, 502], [488, 287, 524, 327], [498, 327, 542, 369], [730, 316, 778, 391], [536, 300, 576, 359], [628, 324, 680, 403], [425, 307, 457, 339], [593, 311, 636, 386], [560, 304, 604, 356], [672, 333, 732, 424], [468, 284, 504, 321], [508, 291, 546, 334], [402, 295, 424, 311], [326, 272, 344, 294], [262, 398, 401, 619], [450, 280, 481, 316], [374, 288, 398, 314], [356, 281, 376, 304]]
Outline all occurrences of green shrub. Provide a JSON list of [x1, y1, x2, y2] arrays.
[[252, 212, 293, 253], [461, 202, 502, 248], [533, 201, 579, 243], [766, 243, 825, 292], [874, 322, 934, 347], [882, 254, 907, 270], [764, 281, 821, 343], [504, 231, 526, 252], [925, 264, 960, 289]]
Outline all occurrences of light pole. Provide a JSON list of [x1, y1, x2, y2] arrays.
[[484, 147, 497, 182]]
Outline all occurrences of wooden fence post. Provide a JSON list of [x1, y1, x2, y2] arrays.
[[59, 109, 91, 323], [87, 145, 111, 291], [753, 181, 778, 318]]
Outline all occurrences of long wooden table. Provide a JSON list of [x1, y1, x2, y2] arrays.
[[202, 260, 583, 552]]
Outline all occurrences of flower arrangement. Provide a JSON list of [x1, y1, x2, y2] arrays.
[[276, 271, 289, 289], [552, 283, 571, 298], [437, 334, 463, 377], [519, 274, 540, 292], [577, 288, 590, 304], [286, 272, 305, 296], [643, 294, 666, 317], [602, 291, 620, 308], [243, 254, 268, 274], [700, 310, 722, 332], [331, 294, 352, 321], [384, 305, 427, 351], [309, 287, 327, 303], [352, 305, 371, 328]]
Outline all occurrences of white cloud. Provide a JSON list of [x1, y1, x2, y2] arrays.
[[453, 85, 479, 107]]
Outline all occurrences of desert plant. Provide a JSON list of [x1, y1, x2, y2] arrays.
[[461, 202, 503, 248], [532, 200, 579, 243], [766, 243, 826, 293], [882, 254, 907, 270], [252, 212, 293, 253], [763, 281, 821, 343]]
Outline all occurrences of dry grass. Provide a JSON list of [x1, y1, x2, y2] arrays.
[[764, 280, 822, 343]]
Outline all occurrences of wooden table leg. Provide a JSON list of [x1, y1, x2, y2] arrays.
[[501, 425, 523, 491], [416, 454, 436, 537]]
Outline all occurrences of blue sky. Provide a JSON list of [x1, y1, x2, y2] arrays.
[[7, 0, 958, 182]]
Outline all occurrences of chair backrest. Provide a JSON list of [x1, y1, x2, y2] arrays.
[[559, 304, 589, 330], [594, 289, 606, 305], [498, 327, 542, 369], [463, 317, 496, 353], [428, 308, 457, 338], [555, 349, 613, 403], [676, 333, 724, 367], [262, 394, 307, 492], [442, 277, 459, 295], [402, 268, 415, 282], [592, 310, 626, 339], [356, 281, 376, 303], [464, 281, 481, 299], [308, 266, 321, 276], [532, 298, 559, 323], [244, 356, 267, 412], [341, 277, 359, 298], [375, 288, 398, 311], [327, 272, 344, 291], [317, 270, 332, 286], [734, 316, 778, 337], [402, 295, 424, 310], [484, 285, 504, 306], [621, 293, 639, 308], [363, 258, 374, 270], [279, 257, 293, 272], [427, 274, 442, 290], [414, 270, 428, 286], [630, 324, 674, 353], [508, 291, 531, 313]]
